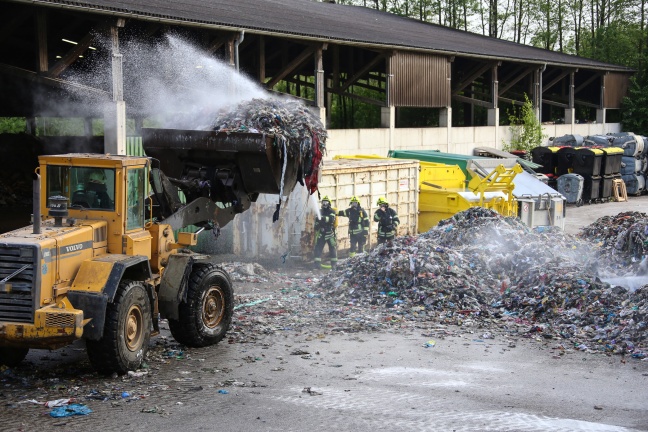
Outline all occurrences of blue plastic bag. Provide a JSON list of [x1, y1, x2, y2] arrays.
[[50, 404, 93, 418]]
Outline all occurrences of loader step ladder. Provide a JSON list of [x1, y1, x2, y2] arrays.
[[613, 178, 628, 202]]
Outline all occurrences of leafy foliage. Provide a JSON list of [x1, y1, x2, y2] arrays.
[[503, 94, 547, 152], [621, 74, 648, 135], [0, 118, 26, 134]]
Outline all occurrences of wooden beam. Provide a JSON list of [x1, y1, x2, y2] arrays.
[[498, 66, 534, 95], [574, 98, 600, 108], [326, 86, 384, 106], [452, 62, 494, 95], [542, 99, 569, 108], [207, 34, 233, 54], [47, 22, 108, 78], [265, 45, 317, 89], [574, 73, 600, 94], [285, 76, 315, 89], [543, 69, 576, 93], [498, 96, 525, 107], [339, 53, 385, 93], [0, 62, 109, 96], [452, 94, 493, 108], [36, 10, 48, 73]]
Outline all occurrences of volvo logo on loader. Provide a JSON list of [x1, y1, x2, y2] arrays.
[[64, 243, 84, 253]]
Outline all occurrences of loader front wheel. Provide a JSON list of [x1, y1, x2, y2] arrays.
[[0, 347, 28, 367], [168, 264, 233, 347], [86, 280, 151, 375]]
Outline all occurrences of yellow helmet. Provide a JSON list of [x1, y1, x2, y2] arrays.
[[350, 196, 360, 204], [377, 197, 388, 206], [321, 195, 331, 203]]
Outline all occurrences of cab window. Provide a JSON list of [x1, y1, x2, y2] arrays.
[[47, 166, 115, 211], [126, 167, 146, 231]]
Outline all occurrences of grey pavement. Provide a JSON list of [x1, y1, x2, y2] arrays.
[[563, 194, 648, 235]]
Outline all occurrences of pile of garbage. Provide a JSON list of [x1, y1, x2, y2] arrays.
[[210, 97, 326, 193], [578, 211, 648, 269], [317, 208, 648, 357]]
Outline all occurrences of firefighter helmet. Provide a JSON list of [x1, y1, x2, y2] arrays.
[[377, 197, 388, 206], [350, 196, 360, 204], [321, 195, 331, 203]]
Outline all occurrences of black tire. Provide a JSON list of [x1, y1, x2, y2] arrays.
[[168, 264, 234, 347], [86, 280, 151, 375], [0, 347, 28, 367]]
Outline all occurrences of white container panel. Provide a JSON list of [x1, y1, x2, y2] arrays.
[[232, 158, 419, 260]]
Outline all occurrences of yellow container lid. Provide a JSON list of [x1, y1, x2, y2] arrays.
[[601, 147, 624, 155], [575, 147, 604, 155]]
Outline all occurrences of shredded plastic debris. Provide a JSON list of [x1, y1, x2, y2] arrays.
[[210, 97, 327, 194], [311, 208, 647, 358]]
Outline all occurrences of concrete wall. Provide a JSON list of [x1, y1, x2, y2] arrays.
[[325, 123, 623, 158]]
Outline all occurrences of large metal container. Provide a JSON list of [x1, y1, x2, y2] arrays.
[[231, 158, 419, 260]]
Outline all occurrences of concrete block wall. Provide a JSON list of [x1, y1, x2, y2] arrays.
[[326, 123, 622, 159]]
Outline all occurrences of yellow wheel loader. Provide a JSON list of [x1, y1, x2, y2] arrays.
[[0, 128, 307, 374]]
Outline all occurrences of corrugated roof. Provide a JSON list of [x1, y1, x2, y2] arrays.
[[21, 0, 630, 71]]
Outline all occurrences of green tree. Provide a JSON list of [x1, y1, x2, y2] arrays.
[[621, 74, 648, 135], [0, 117, 27, 134], [503, 94, 547, 152]]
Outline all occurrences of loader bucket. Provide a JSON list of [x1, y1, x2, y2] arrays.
[[141, 128, 300, 196]]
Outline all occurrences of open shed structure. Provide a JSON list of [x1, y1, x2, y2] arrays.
[[0, 0, 633, 157]]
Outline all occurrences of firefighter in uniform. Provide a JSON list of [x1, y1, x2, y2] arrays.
[[337, 196, 369, 257], [374, 196, 400, 244], [313, 196, 338, 269]]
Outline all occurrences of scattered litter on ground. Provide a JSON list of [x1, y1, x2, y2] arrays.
[[231, 207, 647, 360], [2, 207, 647, 419]]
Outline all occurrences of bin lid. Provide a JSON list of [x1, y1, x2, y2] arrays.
[[601, 147, 624, 155], [575, 147, 604, 155]]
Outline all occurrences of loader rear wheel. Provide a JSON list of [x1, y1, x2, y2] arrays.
[[0, 347, 28, 367], [86, 280, 151, 375], [168, 264, 233, 347]]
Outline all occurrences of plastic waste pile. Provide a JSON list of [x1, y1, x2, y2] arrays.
[[210, 97, 327, 193], [318, 207, 648, 357], [578, 211, 648, 266]]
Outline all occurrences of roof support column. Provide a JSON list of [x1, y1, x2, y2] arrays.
[[326, 45, 339, 127], [104, 19, 126, 155], [596, 73, 607, 124], [533, 65, 546, 122], [258, 36, 265, 83], [565, 71, 576, 132], [314, 44, 326, 125], [381, 55, 395, 151], [440, 57, 453, 152], [36, 10, 48, 73], [487, 64, 500, 148]]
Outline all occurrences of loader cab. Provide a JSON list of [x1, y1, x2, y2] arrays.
[[39, 154, 151, 256]]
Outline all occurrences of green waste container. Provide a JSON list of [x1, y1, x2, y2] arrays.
[[388, 150, 493, 178]]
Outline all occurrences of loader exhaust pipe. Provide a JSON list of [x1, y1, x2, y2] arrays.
[[32, 172, 41, 234]]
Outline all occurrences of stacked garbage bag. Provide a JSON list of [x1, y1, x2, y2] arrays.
[[210, 97, 327, 194], [532, 132, 647, 203], [318, 207, 648, 358]]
